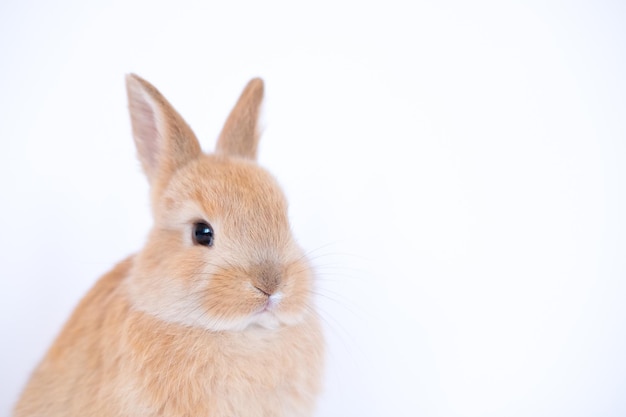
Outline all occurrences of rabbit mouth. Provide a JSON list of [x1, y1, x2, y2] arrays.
[[254, 291, 283, 315], [247, 291, 293, 330]]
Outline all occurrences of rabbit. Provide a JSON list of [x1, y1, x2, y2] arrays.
[[14, 74, 324, 417]]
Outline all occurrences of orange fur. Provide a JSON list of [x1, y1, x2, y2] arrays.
[[14, 75, 324, 416]]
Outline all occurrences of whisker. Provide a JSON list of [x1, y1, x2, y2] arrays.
[[303, 302, 357, 356]]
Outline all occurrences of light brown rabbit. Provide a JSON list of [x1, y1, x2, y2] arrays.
[[14, 75, 324, 417]]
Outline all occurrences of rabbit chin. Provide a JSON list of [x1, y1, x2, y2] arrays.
[[175, 310, 303, 333], [200, 308, 307, 332], [130, 295, 306, 333]]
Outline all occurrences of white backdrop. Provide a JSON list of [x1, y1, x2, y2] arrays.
[[1, 1, 625, 416]]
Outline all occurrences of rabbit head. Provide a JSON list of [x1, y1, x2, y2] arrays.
[[124, 75, 313, 332]]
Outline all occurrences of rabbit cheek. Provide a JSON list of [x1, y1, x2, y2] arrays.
[[199, 267, 259, 330]]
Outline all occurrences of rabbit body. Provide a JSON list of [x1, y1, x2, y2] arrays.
[[14, 76, 324, 417]]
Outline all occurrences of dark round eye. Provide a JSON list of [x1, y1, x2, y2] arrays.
[[192, 222, 214, 247]]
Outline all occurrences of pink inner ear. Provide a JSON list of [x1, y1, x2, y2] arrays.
[[130, 94, 160, 172]]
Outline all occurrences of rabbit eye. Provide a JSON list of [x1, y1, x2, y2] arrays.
[[192, 222, 214, 247]]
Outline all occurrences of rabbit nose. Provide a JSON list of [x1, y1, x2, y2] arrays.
[[252, 262, 282, 296]]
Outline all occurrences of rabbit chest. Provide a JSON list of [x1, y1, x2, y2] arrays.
[[116, 310, 323, 416]]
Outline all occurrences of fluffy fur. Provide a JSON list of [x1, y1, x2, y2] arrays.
[[14, 75, 324, 417]]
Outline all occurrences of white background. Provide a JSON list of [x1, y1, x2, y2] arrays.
[[1, 1, 625, 416]]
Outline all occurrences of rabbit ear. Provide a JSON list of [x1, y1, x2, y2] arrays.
[[216, 78, 264, 160], [126, 74, 201, 189]]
